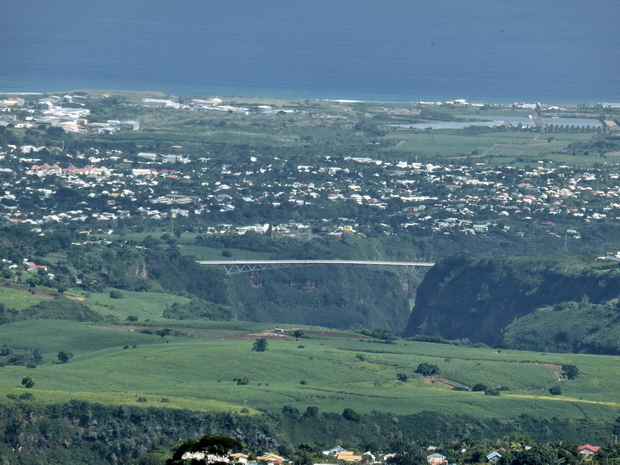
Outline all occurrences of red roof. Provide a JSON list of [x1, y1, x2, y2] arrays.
[[578, 445, 600, 452]]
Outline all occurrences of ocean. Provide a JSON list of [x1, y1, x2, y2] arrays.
[[1, 0, 619, 103]]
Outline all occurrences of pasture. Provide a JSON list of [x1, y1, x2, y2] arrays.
[[386, 130, 597, 166], [0, 319, 619, 421]]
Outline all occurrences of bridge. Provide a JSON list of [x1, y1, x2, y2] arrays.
[[196, 259, 435, 275]]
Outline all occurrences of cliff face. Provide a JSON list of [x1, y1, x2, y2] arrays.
[[227, 266, 415, 333], [403, 254, 620, 347]]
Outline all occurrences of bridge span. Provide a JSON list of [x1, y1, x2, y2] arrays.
[[196, 259, 435, 275]]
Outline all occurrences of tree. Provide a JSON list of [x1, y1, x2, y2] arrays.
[[303, 406, 319, 417], [21, 376, 35, 389], [386, 440, 426, 465], [415, 363, 439, 376], [293, 330, 304, 340], [549, 385, 562, 396], [562, 364, 579, 380], [282, 405, 300, 419], [167, 435, 243, 465], [252, 338, 268, 352], [57, 350, 73, 364], [511, 444, 557, 465], [342, 408, 361, 422], [397, 373, 408, 383]]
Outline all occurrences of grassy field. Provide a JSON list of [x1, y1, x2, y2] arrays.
[[86, 288, 191, 321], [0, 285, 48, 309], [1, 319, 619, 421], [386, 130, 598, 166]]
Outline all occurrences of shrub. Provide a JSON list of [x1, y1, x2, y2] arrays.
[[397, 373, 408, 383], [126, 315, 138, 322], [21, 376, 35, 389], [109, 290, 124, 299], [19, 392, 34, 401], [415, 363, 439, 376], [472, 383, 488, 392], [549, 385, 562, 396], [300, 380, 307, 385], [137, 396, 147, 402], [485, 388, 500, 396], [237, 378, 249, 385], [57, 350, 73, 364]]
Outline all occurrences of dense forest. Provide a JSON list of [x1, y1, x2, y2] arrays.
[[0, 400, 615, 465]]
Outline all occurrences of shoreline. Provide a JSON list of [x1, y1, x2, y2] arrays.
[[1, 88, 619, 107]]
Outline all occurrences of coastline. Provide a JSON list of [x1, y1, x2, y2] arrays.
[[1, 87, 618, 107]]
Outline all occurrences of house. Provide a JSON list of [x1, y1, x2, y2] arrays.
[[231, 453, 250, 464], [335, 451, 362, 463], [27, 262, 48, 272], [323, 446, 346, 456], [486, 451, 502, 464], [256, 453, 286, 463], [426, 453, 447, 465], [577, 445, 600, 459]]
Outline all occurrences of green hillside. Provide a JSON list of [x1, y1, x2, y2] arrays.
[[404, 253, 620, 353], [1, 319, 619, 420]]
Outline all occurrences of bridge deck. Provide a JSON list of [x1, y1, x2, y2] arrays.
[[197, 259, 434, 275], [197, 259, 434, 266]]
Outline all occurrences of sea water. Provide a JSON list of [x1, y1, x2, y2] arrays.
[[1, 0, 618, 103]]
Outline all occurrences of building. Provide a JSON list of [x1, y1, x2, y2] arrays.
[[577, 445, 600, 459], [120, 120, 140, 131], [427, 453, 447, 465], [486, 451, 502, 464]]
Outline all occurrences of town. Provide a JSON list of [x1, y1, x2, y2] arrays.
[[0, 93, 619, 257]]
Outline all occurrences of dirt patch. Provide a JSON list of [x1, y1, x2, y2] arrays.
[[422, 377, 469, 390], [226, 329, 367, 340], [226, 330, 292, 340], [517, 362, 563, 380], [2, 285, 58, 298], [303, 330, 367, 339], [88, 325, 140, 332]]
